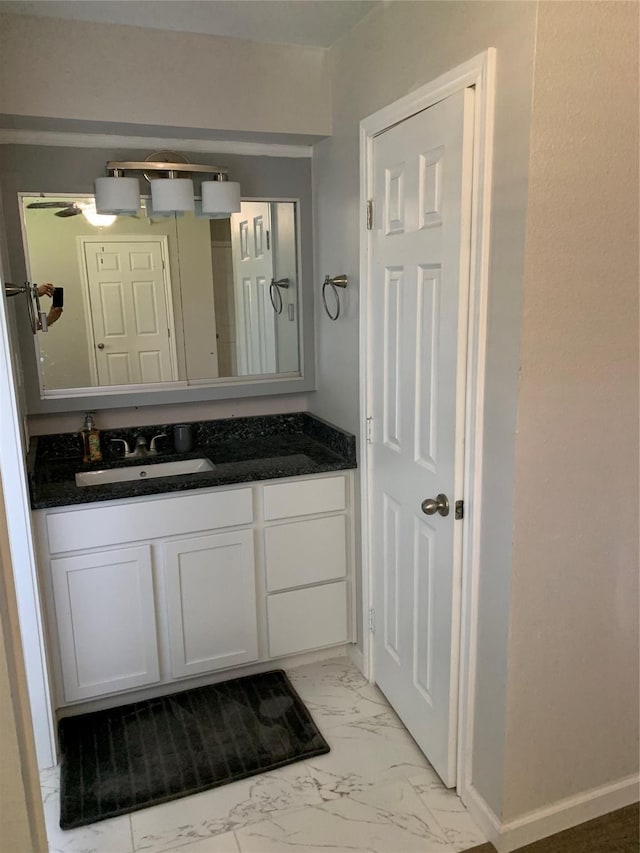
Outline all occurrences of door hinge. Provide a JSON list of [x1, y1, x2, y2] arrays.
[[366, 416, 373, 444], [366, 200, 373, 230], [368, 608, 375, 633], [455, 500, 464, 520]]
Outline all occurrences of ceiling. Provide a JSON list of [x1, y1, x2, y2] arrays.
[[0, 0, 377, 47]]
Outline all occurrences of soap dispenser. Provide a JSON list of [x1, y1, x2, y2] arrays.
[[82, 412, 102, 463]]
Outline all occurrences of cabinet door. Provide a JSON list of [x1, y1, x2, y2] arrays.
[[163, 530, 258, 678], [51, 546, 160, 702]]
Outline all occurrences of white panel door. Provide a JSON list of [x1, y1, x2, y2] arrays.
[[50, 545, 160, 702], [370, 88, 474, 786], [163, 530, 258, 678], [82, 239, 176, 385], [231, 202, 277, 375]]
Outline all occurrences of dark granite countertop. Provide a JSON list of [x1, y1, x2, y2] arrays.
[[28, 413, 357, 510]]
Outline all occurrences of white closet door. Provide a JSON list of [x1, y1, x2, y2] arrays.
[[370, 88, 475, 786]]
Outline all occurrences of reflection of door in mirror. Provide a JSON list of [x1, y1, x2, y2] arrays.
[[270, 202, 300, 374], [79, 237, 178, 386], [231, 202, 276, 376], [228, 202, 299, 377], [210, 219, 237, 377]]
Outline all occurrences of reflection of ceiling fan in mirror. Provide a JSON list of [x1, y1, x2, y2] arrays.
[[27, 200, 85, 218], [26, 199, 137, 226]]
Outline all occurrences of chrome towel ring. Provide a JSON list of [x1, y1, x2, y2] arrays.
[[322, 274, 348, 320], [269, 278, 290, 314]]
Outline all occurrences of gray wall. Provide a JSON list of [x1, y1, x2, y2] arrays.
[[311, 0, 537, 818], [503, 1, 639, 820], [1, 143, 315, 416], [0, 12, 330, 140], [312, 0, 639, 828]]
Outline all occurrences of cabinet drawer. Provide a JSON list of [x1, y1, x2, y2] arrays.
[[267, 581, 348, 657], [46, 488, 253, 554], [263, 475, 346, 521], [265, 515, 347, 592]]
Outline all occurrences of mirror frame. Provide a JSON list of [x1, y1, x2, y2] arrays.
[[16, 192, 315, 413]]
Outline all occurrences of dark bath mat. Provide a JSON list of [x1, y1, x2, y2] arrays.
[[59, 669, 329, 829]]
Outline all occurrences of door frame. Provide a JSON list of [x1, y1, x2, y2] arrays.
[[77, 234, 179, 386], [359, 50, 496, 799], [0, 228, 57, 770]]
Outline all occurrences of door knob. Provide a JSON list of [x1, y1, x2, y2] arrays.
[[97, 343, 105, 349], [421, 493, 450, 517]]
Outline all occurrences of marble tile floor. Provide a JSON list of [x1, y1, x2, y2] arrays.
[[41, 656, 486, 853]]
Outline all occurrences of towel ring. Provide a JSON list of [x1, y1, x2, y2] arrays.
[[322, 274, 348, 321], [269, 278, 290, 315]]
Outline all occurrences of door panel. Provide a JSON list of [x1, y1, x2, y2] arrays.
[[371, 88, 474, 786], [231, 202, 277, 375], [82, 239, 175, 385]]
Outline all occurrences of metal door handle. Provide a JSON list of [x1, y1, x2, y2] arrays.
[[97, 343, 105, 349], [421, 493, 450, 517]]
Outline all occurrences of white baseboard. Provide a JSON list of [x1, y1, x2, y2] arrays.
[[347, 643, 364, 675], [499, 773, 640, 852], [463, 783, 502, 849], [465, 774, 639, 852]]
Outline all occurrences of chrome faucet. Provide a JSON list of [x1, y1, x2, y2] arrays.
[[133, 435, 149, 457], [110, 432, 167, 458]]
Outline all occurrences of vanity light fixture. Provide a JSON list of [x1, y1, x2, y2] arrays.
[[94, 151, 240, 217]]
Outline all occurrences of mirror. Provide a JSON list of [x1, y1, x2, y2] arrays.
[[19, 194, 301, 395]]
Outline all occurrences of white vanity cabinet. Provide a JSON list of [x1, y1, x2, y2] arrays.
[[37, 486, 256, 706], [34, 471, 353, 709]]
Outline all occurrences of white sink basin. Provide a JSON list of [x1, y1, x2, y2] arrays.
[[75, 458, 215, 487]]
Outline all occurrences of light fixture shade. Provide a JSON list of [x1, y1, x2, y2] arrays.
[[94, 176, 140, 214], [201, 180, 241, 216], [150, 178, 194, 213], [194, 200, 228, 219], [144, 198, 178, 219]]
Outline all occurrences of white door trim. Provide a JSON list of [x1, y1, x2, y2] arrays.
[[358, 49, 496, 798], [76, 234, 179, 386], [0, 249, 56, 769]]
